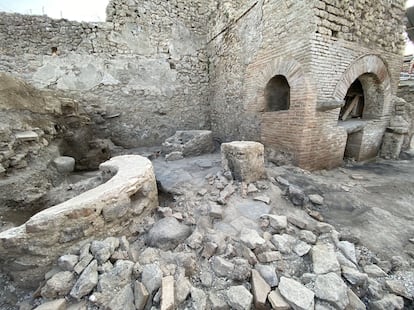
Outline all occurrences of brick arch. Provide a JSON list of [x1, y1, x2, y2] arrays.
[[244, 57, 314, 112], [333, 54, 391, 104]]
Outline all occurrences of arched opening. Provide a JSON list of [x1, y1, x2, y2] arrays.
[[264, 75, 290, 111], [340, 73, 384, 160]]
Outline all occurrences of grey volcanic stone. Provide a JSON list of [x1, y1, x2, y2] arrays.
[[162, 130, 214, 157], [255, 264, 279, 287], [314, 272, 349, 309], [70, 260, 98, 300], [134, 281, 149, 310], [147, 217, 191, 250], [57, 254, 79, 271], [107, 284, 135, 310], [34, 299, 66, 310], [41, 271, 75, 298], [288, 185, 308, 206], [53, 156, 75, 173], [312, 243, 340, 274], [278, 277, 315, 310], [370, 294, 404, 310], [227, 285, 253, 310], [141, 263, 162, 294]]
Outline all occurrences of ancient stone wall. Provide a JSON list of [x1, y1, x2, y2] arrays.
[[0, 0, 213, 147]]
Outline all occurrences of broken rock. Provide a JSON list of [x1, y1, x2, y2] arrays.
[[227, 285, 253, 310], [278, 276, 315, 310], [314, 272, 349, 309], [147, 217, 191, 250], [251, 269, 271, 310]]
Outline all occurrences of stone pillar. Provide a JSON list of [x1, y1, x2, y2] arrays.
[[221, 141, 265, 183]]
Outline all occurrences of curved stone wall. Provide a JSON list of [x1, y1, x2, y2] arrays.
[[0, 155, 158, 287]]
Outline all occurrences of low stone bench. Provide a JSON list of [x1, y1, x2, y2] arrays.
[[221, 141, 265, 183], [0, 155, 158, 288]]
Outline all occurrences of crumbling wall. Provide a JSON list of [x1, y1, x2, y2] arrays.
[[0, 155, 158, 288], [0, 0, 213, 147]]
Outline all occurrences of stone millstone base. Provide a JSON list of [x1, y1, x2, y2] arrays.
[[221, 141, 265, 183], [0, 155, 158, 288]]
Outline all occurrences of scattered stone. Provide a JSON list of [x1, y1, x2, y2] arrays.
[[208, 291, 228, 310], [294, 241, 312, 257], [257, 251, 282, 263], [370, 294, 404, 310], [53, 156, 75, 173], [271, 234, 295, 254], [227, 285, 253, 310], [309, 194, 324, 205], [251, 269, 271, 310], [298, 230, 317, 244], [363, 264, 388, 277], [341, 266, 369, 287], [217, 184, 236, 205], [287, 216, 308, 229], [314, 272, 349, 309], [209, 204, 223, 219], [141, 264, 163, 294], [338, 241, 357, 264], [312, 243, 340, 274], [254, 195, 271, 204], [175, 276, 191, 305], [134, 281, 149, 310], [336, 251, 357, 269], [41, 271, 75, 299], [279, 276, 315, 310], [247, 183, 259, 194], [162, 130, 214, 157], [191, 287, 207, 310], [90, 237, 119, 264], [68, 252, 91, 275], [221, 141, 265, 183], [161, 276, 175, 310], [211, 256, 234, 278], [350, 174, 365, 180], [307, 210, 324, 221], [240, 228, 266, 249], [201, 242, 218, 259], [147, 217, 191, 250], [70, 260, 98, 300], [264, 215, 287, 232], [233, 258, 251, 281], [385, 279, 412, 300], [34, 299, 66, 310], [315, 222, 334, 234], [347, 288, 366, 310], [255, 264, 279, 287], [288, 185, 308, 206], [57, 254, 79, 271], [107, 284, 135, 310], [268, 289, 290, 310], [198, 188, 208, 196], [165, 151, 184, 161], [276, 177, 290, 187]]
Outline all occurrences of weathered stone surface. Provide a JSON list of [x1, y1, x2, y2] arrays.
[[53, 156, 75, 173], [227, 285, 253, 310], [240, 228, 266, 249], [288, 185, 308, 206], [338, 241, 357, 264], [107, 284, 135, 310], [363, 264, 388, 277], [70, 260, 98, 300], [264, 215, 287, 232], [141, 263, 163, 294], [34, 299, 66, 310], [175, 276, 191, 305], [298, 230, 317, 244], [161, 276, 175, 310], [279, 276, 315, 310], [294, 241, 312, 257], [256, 264, 279, 287], [385, 279, 412, 300], [41, 271, 75, 298], [209, 291, 229, 310], [314, 272, 349, 309], [162, 130, 214, 157], [90, 237, 119, 264], [341, 266, 368, 287], [221, 141, 265, 183], [347, 288, 366, 310], [257, 251, 282, 263], [370, 294, 404, 310], [251, 269, 271, 310], [0, 155, 158, 286], [271, 234, 295, 254], [134, 281, 149, 310], [312, 243, 340, 274], [309, 194, 324, 205], [268, 289, 290, 310], [74, 253, 93, 275], [191, 287, 207, 310], [211, 256, 235, 278], [57, 254, 79, 271], [147, 217, 191, 250]]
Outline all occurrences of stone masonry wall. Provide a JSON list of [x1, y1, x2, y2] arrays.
[[0, 0, 213, 148], [208, 0, 405, 169]]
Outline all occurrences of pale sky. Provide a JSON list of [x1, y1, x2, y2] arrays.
[[0, 0, 108, 22]]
